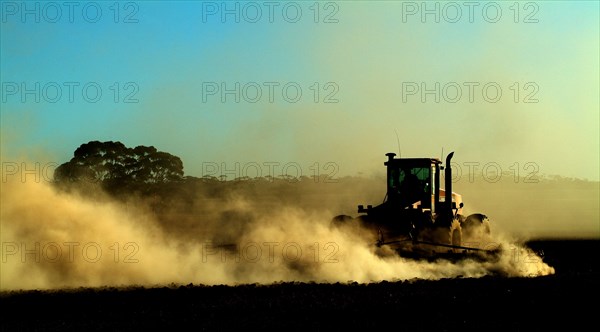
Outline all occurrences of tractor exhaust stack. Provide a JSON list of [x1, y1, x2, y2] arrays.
[[445, 152, 454, 212]]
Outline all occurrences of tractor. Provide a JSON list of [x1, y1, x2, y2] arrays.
[[333, 152, 498, 261]]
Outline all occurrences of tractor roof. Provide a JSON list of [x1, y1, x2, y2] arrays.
[[384, 154, 442, 167]]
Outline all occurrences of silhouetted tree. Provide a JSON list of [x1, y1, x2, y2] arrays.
[[54, 141, 184, 192]]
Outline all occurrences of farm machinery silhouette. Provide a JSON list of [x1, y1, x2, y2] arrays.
[[333, 152, 499, 261]]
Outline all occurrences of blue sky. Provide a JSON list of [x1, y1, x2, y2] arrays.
[[1, 1, 599, 180]]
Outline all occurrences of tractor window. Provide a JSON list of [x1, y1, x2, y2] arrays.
[[407, 167, 430, 195], [389, 168, 400, 189], [391, 168, 430, 188], [389, 166, 431, 198], [410, 167, 430, 182], [389, 168, 408, 195], [393, 166, 429, 201], [397, 169, 406, 184]]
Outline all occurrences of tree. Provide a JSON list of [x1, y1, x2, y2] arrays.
[[54, 141, 184, 191]]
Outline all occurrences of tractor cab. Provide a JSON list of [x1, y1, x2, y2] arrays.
[[357, 151, 462, 224], [384, 153, 442, 214]]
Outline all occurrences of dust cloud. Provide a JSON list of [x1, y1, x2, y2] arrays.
[[1, 170, 556, 291]]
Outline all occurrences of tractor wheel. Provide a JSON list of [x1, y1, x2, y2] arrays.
[[428, 218, 462, 248], [450, 218, 462, 247], [462, 213, 491, 240], [330, 214, 353, 228]]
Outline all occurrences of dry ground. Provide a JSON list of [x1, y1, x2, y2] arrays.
[[1, 239, 598, 331]]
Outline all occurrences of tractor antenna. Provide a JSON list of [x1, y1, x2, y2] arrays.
[[394, 130, 401, 158], [440, 147, 444, 162]]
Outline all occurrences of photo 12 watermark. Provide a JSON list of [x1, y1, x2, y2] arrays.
[[462, 241, 547, 277], [200, 1, 340, 24], [401, 82, 539, 104], [400, 1, 540, 24], [1, 81, 140, 104], [1, 1, 140, 23], [200, 161, 339, 183], [201, 81, 339, 104], [201, 241, 339, 264], [2, 162, 58, 183], [1, 241, 140, 264], [445, 161, 540, 183]]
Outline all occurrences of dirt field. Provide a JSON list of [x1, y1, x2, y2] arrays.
[[1, 239, 598, 331]]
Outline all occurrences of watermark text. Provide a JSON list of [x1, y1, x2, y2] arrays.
[[201, 161, 339, 182], [1, 1, 140, 23], [1, 81, 139, 104], [1, 241, 140, 263]]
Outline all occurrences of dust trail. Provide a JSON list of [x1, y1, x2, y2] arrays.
[[1, 174, 553, 290]]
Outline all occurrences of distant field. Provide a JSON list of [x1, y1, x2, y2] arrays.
[[1, 239, 597, 331]]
